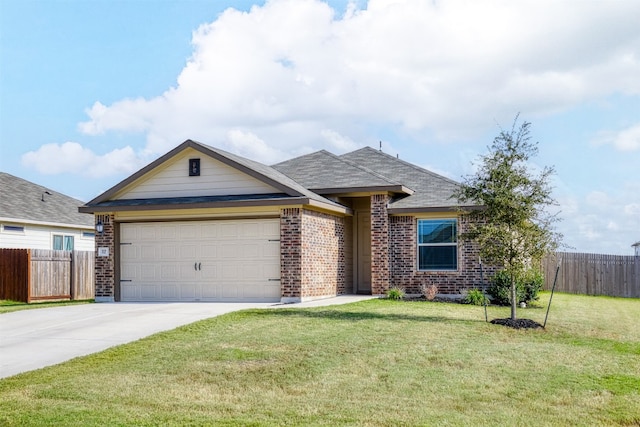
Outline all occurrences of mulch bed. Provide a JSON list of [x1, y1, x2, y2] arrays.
[[490, 318, 543, 329]]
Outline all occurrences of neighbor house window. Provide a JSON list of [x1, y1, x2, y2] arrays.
[[417, 219, 458, 271], [53, 235, 74, 250]]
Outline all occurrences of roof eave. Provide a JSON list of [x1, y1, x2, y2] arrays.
[[387, 205, 481, 214], [79, 197, 351, 216], [312, 185, 414, 196], [0, 216, 93, 230]]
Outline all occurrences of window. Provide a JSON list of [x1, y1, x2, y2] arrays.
[[417, 219, 457, 271], [53, 235, 74, 250], [82, 231, 95, 238], [2, 225, 24, 232]]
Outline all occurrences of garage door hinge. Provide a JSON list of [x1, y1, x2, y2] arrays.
[[120, 279, 132, 282], [268, 278, 281, 281], [120, 242, 132, 245], [268, 239, 280, 242]]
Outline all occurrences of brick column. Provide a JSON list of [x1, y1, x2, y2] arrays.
[[371, 194, 390, 295], [94, 214, 115, 302], [280, 208, 302, 303]]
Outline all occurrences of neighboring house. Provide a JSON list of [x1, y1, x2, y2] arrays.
[[0, 172, 94, 251], [80, 139, 488, 303], [633, 241, 640, 256]]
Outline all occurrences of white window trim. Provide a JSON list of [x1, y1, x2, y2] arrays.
[[52, 234, 75, 251], [417, 218, 458, 271]]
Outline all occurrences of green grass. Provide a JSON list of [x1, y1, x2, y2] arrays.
[[1, 293, 639, 426], [0, 299, 93, 314]]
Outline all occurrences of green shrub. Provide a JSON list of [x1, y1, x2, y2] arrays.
[[521, 269, 544, 303], [386, 286, 405, 300], [462, 288, 488, 305], [488, 269, 544, 306]]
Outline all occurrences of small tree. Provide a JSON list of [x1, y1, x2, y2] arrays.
[[454, 116, 562, 320]]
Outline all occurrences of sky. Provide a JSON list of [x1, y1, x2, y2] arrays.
[[1, 0, 639, 255]]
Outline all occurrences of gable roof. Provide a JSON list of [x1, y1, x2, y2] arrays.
[[81, 140, 348, 214], [272, 150, 413, 195], [0, 172, 92, 228], [340, 147, 467, 212]]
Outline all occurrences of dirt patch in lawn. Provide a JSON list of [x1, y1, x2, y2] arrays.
[[490, 318, 543, 329]]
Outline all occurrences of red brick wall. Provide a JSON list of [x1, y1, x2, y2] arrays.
[[389, 215, 497, 294], [280, 208, 346, 301], [301, 209, 346, 298], [280, 208, 302, 299], [370, 194, 390, 295], [94, 214, 115, 301]]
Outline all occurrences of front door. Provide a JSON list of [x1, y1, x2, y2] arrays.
[[356, 212, 371, 294]]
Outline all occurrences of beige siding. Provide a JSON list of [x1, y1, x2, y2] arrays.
[[0, 222, 94, 251], [116, 148, 279, 200]]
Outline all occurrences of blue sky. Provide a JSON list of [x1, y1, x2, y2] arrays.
[[1, 0, 639, 255]]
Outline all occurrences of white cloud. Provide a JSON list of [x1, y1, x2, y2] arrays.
[[595, 123, 640, 152], [21, 142, 144, 178], [72, 0, 640, 158], [556, 182, 640, 255], [320, 129, 359, 152]]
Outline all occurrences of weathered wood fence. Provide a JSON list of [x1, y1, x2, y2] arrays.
[[542, 252, 640, 298], [0, 249, 94, 302]]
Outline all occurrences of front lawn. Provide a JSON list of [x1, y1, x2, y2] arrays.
[[0, 299, 93, 314], [1, 293, 638, 426]]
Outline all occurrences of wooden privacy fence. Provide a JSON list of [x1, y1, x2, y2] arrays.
[[0, 249, 94, 303], [542, 252, 640, 298]]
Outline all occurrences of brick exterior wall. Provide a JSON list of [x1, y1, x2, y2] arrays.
[[280, 208, 346, 301], [94, 214, 115, 301], [280, 208, 302, 299], [389, 214, 498, 295], [370, 194, 390, 295]]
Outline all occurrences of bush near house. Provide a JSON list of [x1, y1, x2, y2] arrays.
[[488, 269, 544, 306]]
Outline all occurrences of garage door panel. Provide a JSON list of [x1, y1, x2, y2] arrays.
[[120, 219, 280, 302], [201, 284, 218, 299], [140, 226, 158, 240], [161, 264, 179, 280], [200, 244, 217, 258], [121, 283, 137, 300], [180, 245, 197, 259], [161, 284, 179, 299], [220, 223, 238, 238], [200, 265, 217, 279], [141, 245, 157, 260], [140, 264, 158, 280], [139, 284, 158, 299]]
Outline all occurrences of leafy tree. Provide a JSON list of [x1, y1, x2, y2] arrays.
[[454, 116, 562, 320]]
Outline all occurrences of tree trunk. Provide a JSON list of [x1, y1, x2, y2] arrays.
[[510, 278, 517, 320]]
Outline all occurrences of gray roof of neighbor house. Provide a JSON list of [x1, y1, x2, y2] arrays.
[[0, 172, 93, 227], [81, 140, 348, 214], [274, 146, 470, 212]]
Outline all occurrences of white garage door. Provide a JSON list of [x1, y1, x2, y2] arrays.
[[119, 219, 281, 302]]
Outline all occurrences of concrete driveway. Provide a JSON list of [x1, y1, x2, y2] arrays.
[[0, 295, 373, 379]]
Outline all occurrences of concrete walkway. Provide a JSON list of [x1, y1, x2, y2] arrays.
[[0, 295, 374, 379]]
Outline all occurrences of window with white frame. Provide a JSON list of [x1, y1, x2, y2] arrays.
[[53, 235, 74, 251], [417, 219, 458, 271], [2, 225, 24, 233]]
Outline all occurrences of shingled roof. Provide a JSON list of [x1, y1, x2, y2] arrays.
[[340, 147, 466, 212], [274, 146, 469, 212], [0, 172, 92, 227], [272, 150, 412, 195]]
